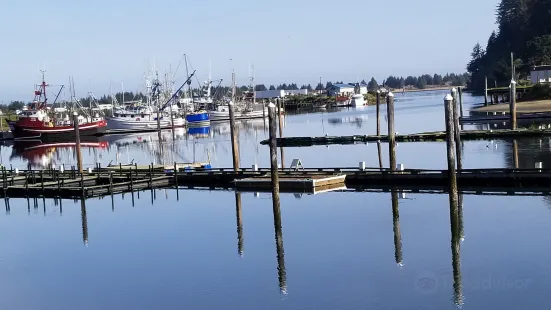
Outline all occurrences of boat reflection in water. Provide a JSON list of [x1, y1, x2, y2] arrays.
[[210, 118, 268, 137], [327, 115, 368, 129], [10, 137, 109, 168], [187, 126, 210, 139]]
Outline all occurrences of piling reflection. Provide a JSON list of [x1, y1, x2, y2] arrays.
[[449, 185, 463, 306], [391, 189, 403, 266], [81, 199, 88, 246], [272, 193, 287, 294], [235, 192, 244, 257]]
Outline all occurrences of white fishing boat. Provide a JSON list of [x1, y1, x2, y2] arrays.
[[209, 66, 269, 121], [209, 103, 267, 121], [107, 105, 185, 130], [350, 94, 365, 107], [106, 72, 186, 130]]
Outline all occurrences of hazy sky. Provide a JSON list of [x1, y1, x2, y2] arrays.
[[0, 0, 498, 101]]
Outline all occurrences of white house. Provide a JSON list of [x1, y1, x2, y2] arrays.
[[327, 83, 368, 96], [284, 89, 308, 96], [530, 65, 551, 84]]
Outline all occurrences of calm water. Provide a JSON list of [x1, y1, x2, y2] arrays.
[[1, 90, 551, 309]]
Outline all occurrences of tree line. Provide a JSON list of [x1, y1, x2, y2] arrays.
[[467, 0, 551, 91]]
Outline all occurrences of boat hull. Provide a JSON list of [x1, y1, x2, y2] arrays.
[[107, 116, 185, 130], [209, 109, 267, 121], [185, 112, 210, 127], [12, 121, 107, 141]]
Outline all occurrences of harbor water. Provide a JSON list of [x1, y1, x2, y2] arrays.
[[1, 90, 551, 309]]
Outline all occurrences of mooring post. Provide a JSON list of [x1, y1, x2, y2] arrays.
[[451, 88, 463, 170], [484, 76, 488, 106], [444, 93, 459, 227], [173, 162, 178, 188], [510, 79, 517, 129], [376, 90, 381, 136], [73, 112, 83, 173], [119, 163, 122, 176], [458, 86, 464, 119], [40, 169, 44, 194], [513, 140, 519, 169], [129, 167, 133, 192], [268, 102, 280, 199], [377, 141, 383, 170], [149, 164, 153, 187], [277, 98, 285, 169], [386, 92, 396, 170], [228, 100, 240, 172], [268, 103, 287, 294], [109, 171, 113, 193]]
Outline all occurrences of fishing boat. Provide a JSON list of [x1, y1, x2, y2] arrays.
[[106, 73, 186, 130], [350, 94, 366, 107], [107, 104, 185, 130], [11, 73, 107, 140]]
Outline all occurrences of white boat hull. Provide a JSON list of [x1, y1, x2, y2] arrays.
[[107, 116, 185, 130], [209, 109, 267, 121]]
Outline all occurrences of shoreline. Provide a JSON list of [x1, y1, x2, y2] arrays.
[[389, 86, 456, 93]]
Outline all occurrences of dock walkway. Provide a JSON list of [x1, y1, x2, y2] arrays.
[[0, 166, 549, 199]]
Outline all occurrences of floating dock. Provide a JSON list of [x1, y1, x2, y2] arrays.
[[259, 129, 551, 147], [0, 166, 550, 199]]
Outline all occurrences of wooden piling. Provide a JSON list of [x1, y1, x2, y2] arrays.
[[509, 139, 519, 170], [173, 162, 178, 188], [444, 93, 460, 231], [458, 87, 464, 119], [108, 171, 113, 193], [40, 169, 44, 194], [129, 167, 134, 191], [228, 100, 240, 171], [268, 103, 280, 190], [451, 88, 463, 170], [510, 80, 517, 129], [376, 90, 381, 136], [386, 92, 396, 170], [73, 112, 83, 173], [235, 192, 244, 257], [377, 141, 383, 170], [484, 76, 488, 106], [278, 98, 285, 169], [391, 189, 403, 266]]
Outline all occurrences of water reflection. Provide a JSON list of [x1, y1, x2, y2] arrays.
[[328, 115, 369, 129], [391, 189, 403, 266], [8, 138, 108, 169], [81, 198, 88, 246], [235, 192, 243, 257]]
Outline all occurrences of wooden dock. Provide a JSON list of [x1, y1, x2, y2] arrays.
[[259, 129, 551, 147], [0, 165, 550, 199]]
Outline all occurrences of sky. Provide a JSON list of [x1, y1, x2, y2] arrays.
[[0, 0, 499, 102]]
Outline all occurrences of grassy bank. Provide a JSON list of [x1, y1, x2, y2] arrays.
[[473, 84, 551, 113], [0, 114, 17, 130]]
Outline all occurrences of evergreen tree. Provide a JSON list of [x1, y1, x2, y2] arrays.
[[269, 85, 276, 90], [367, 77, 379, 90], [255, 84, 268, 91]]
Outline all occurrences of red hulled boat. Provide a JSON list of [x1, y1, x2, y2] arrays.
[[10, 73, 107, 141]]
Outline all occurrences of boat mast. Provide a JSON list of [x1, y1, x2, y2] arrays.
[[231, 70, 236, 104], [40, 70, 47, 109]]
